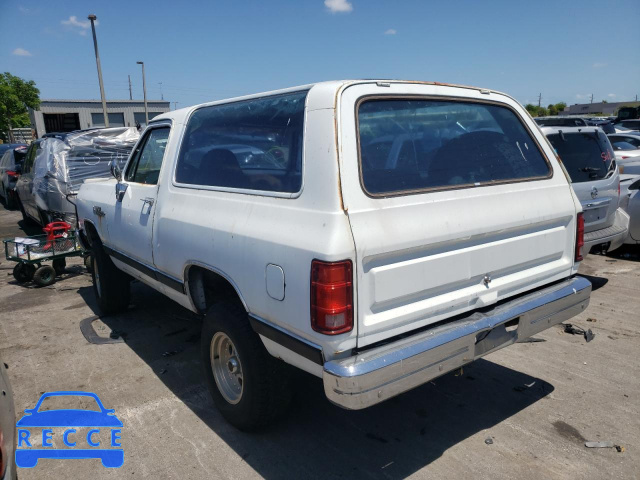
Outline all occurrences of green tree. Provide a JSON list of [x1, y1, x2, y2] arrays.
[[548, 105, 558, 116], [525, 104, 539, 116], [554, 102, 567, 112], [0, 72, 40, 142]]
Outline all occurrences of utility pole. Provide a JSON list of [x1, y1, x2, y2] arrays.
[[88, 14, 109, 127], [590, 94, 594, 104], [128, 75, 132, 100], [137, 61, 149, 125], [173, 101, 179, 110], [158, 82, 164, 101], [538, 93, 542, 108]]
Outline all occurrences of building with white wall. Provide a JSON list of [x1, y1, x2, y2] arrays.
[[29, 99, 170, 138]]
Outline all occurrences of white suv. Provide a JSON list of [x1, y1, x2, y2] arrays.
[[77, 80, 592, 430]]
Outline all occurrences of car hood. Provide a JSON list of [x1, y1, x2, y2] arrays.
[[16, 409, 123, 427]]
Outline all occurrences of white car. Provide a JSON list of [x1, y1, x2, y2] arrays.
[[77, 80, 592, 430], [614, 119, 640, 134], [608, 133, 640, 174]]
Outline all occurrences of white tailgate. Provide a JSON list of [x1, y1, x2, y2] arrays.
[[338, 83, 578, 347]]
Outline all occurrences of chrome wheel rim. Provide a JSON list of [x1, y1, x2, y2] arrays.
[[93, 256, 101, 297], [210, 332, 243, 404]]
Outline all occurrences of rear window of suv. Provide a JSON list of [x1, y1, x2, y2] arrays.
[[546, 130, 615, 183], [357, 99, 551, 196]]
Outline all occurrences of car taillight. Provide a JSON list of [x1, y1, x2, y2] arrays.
[[6, 170, 18, 177], [311, 259, 353, 335], [575, 212, 585, 262]]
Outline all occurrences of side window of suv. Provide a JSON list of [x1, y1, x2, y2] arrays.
[[125, 127, 170, 185]]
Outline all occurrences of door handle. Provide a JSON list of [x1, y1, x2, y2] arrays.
[[140, 197, 155, 207]]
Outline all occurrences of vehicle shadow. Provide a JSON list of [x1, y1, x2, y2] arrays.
[[607, 245, 640, 262], [79, 283, 554, 480], [578, 274, 608, 291]]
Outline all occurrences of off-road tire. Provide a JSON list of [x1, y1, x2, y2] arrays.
[[201, 301, 293, 431], [33, 265, 56, 287], [13, 263, 35, 283], [90, 235, 131, 315]]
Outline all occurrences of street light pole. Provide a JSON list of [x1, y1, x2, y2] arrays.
[[88, 14, 109, 127], [137, 61, 149, 125]]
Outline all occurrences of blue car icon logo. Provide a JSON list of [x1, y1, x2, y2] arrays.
[[15, 391, 123, 468]]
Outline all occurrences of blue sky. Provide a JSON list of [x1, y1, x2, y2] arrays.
[[1, 0, 639, 110]]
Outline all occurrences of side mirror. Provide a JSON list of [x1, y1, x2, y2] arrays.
[[110, 161, 122, 182], [629, 179, 640, 191]]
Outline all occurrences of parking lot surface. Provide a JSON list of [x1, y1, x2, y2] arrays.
[[0, 204, 639, 480]]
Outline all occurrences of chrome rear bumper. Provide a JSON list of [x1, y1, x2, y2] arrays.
[[323, 276, 591, 410], [584, 208, 630, 253]]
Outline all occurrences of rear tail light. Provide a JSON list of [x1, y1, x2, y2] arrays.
[[575, 212, 585, 262], [311, 259, 353, 335]]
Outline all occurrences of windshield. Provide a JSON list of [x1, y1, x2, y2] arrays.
[[358, 99, 550, 195], [546, 131, 615, 183]]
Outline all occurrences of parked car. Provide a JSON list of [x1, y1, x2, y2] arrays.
[[608, 133, 640, 174], [542, 126, 629, 253], [619, 174, 640, 245], [585, 119, 615, 134], [77, 80, 592, 430], [0, 143, 26, 157], [0, 360, 16, 480], [535, 116, 589, 127], [0, 145, 28, 209], [614, 120, 640, 133], [16, 127, 139, 226]]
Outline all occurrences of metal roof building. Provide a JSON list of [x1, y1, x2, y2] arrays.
[[559, 100, 640, 116], [29, 99, 170, 138]]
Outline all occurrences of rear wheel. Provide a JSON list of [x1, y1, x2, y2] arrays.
[[13, 263, 35, 283], [33, 265, 56, 287], [201, 301, 292, 431], [90, 234, 130, 314]]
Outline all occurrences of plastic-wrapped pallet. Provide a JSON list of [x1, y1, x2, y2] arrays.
[[31, 127, 140, 224]]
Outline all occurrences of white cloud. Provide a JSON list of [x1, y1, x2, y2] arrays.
[[607, 93, 616, 98], [12, 47, 32, 56], [384, 29, 397, 35], [325, 0, 353, 13], [61, 15, 94, 35], [592, 62, 607, 68]]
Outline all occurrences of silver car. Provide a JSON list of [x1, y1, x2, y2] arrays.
[[0, 360, 16, 480], [620, 174, 640, 245], [15, 128, 139, 226], [0, 145, 27, 209], [542, 126, 629, 254]]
